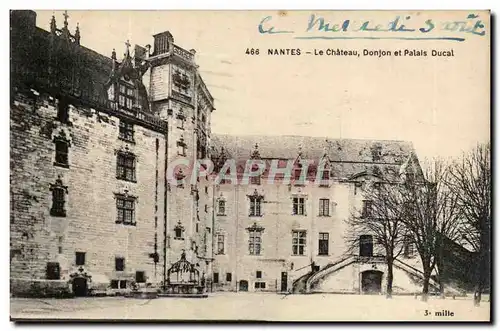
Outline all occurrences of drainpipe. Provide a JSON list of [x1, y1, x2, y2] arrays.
[[162, 126, 169, 290]]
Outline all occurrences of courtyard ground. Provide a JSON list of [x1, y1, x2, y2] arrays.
[[10, 292, 490, 322]]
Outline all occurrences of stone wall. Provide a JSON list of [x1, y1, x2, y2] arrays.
[[10, 89, 166, 286]]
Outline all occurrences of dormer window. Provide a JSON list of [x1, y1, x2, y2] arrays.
[[118, 83, 135, 110]]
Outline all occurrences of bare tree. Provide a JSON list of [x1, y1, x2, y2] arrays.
[[344, 178, 408, 299], [400, 159, 461, 302], [447, 143, 491, 306]]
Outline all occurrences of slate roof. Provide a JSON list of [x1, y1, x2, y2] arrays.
[[11, 19, 113, 107], [211, 134, 421, 181]]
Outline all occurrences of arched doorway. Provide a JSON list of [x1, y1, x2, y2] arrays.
[[72, 277, 88, 297], [361, 270, 383, 294], [239, 280, 248, 292]]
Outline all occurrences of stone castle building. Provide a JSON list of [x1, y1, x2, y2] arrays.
[[10, 10, 214, 295], [11, 10, 469, 296]]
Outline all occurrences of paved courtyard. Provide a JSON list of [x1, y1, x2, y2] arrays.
[[11, 293, 490, 322]]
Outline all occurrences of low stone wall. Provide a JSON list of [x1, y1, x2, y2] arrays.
[[11, 278, 73, 298]]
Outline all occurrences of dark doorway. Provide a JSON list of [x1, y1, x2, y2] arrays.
[[361, 270, 383, 294], [72, 277, 88, 297], [359, 235, 373, 257], [239, 280, 248, 292], [281, 272, 288, 292]]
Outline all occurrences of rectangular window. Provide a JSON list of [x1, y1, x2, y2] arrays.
[[115, 257, 125, 271], [319, 199, 330, 216], [255, 282, 266, 289], [362, 200, 373, 218], [46, 262, 61, 280], [226, 273, 232, 282], [54, 140, 69, 167], [403, 235, 416, 257], [256, 271, 262, 279], [119, 280, 127, 289], [250, 165, 261, 185], [174, 226, 184, 240], [75, 252, 86, 266], [119, 121, 134, 142], [217, 234, 225, 254], [136, 271, 146, 283], [110, 280, 119, 289], [322, 168, 330, 180], [218, 200, 226, 215], [116, 153, 136, 182], [293, 197, 306, 215], [116, 195, 136, 225], [118, 84, 135, 110], [249, 230, 262, 255], [249, 197, 262, 216], [50, 187, 66, 217], [57, 99, 69, 123], [292, 230, 306, 256], [319, 232, 329, 256], [213, 272, 219, 284]]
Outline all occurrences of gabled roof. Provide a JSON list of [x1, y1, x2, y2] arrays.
[[211, 133, 420, 180]]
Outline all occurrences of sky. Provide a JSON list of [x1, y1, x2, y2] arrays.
[[34, 10, 490, 162]]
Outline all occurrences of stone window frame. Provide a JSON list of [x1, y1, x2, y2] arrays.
[[403, 234, 416, 258], [50, 176, 68, 217], [176, 108, 186, 130], [115, 193, 137, 226], [75, 251, 86, 266], [46, 262, 61, 280], [115, 256, 125, 271], [118, 120, 135, 143], [177, 136, 187, 157], [318, 158, 331, 187], [217, 194, 227, 216], [361, 199, 373, 218], [116, 150, 137, 183], [248, 189, 264, 217], [247, 222, 265, 256], [318, 198, 330, 217], [56, 97, 71, 124], [292, 230, 307, 256], [292, 194, 307, 216], [117, 82, 136, 111], [318, 232, 330, 256], [174, 221, 185, 240], [255, 281, 266, 289], [53, 130, 71, 169], [135, 270, 146, 283], [216, 232, 226, 255]]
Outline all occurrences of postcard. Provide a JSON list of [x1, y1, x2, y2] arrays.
[[10, 10, 490, 322]]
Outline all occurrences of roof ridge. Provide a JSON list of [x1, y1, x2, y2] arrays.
[[212, 132, 411, 144]]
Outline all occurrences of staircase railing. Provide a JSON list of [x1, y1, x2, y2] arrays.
[[306, 256, 356, 292]]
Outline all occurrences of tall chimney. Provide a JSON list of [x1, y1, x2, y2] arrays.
[[152, 31, 174, 56]]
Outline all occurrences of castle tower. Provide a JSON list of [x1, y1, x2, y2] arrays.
[[143, 31, 215, 285]]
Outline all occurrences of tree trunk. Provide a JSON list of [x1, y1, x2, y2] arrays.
[[474, 220, 489, 307], [437, 244, 445, 299], [439, 280, 445, 299], [386, 260, 394, 299], [421, 268, 431, 302]]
